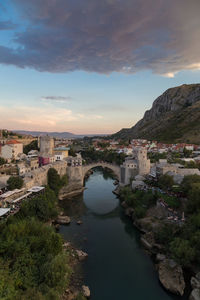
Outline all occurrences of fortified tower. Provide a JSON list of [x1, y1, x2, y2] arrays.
[[134, 147, 150, 175], [120, 147, 150, 185], [39, 135, 54, 156]]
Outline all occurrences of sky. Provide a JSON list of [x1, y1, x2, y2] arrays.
[[0, 0, 200, 134]]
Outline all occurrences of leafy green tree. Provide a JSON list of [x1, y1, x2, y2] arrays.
[[187, 183, 200, 213], [0, 157, 6, 165], [19, 187, 58, 221], [0, 218, 71, 299], [158, 174, 174, 189], [7, 176, 23, 190], [2, 130, 8, 138], [181, 175, 200, 195], [154, 224, 178, 248], [69, 146, 76, 157], [134, 206, 146, 218], [47, 168, 68, 196], [183, 147, 192, 158], [47, 168, 62, 195], [23, 140, 39, 155], [170, 238, 195, 266]]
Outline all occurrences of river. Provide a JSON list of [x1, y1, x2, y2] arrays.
[[59, 168, 182, 300]]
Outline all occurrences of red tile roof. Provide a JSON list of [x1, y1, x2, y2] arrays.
[[6, 140, 21, 144]]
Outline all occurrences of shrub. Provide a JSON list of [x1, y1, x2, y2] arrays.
[[7, 176, 23, 190], [170, 238, 195, 266]]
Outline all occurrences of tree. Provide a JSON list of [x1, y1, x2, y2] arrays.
[[69, 146, 76, 157], [183, 147, 192, 158], [187, 183, 200, 213], [170, 238, 195, 266], [158, 174, 174, 189], [7, 176, 23, 190], [19, 188, 58, 221], [181, 175, 200, 195], [23, 140, 39, 155], [0, 157, 6, 165], [47, 168, 61, 195]]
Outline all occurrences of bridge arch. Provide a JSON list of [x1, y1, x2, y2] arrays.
[[82, 162, 120, 180]]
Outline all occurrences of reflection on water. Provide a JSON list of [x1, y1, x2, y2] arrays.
[[59, 168, 182, 300]]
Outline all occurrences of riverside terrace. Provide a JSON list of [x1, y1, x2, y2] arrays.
[[0, 186, 45, 220]]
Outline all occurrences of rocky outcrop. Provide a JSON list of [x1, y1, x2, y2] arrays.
[[190, 289, 200, 300], [190, 273, 200, 300], [156, 253, 166, 262], [158, 259, 185, 296], [76, 250, 88, 261], [56, 215, 71, 225], [113, 84, 200, 143], [82, 285, 90, 298]]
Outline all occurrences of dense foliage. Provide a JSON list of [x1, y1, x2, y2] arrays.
[[120, 187, 157, 218], [157, 174, 174, 189], [148, 152, 167, 163], [18, 187, 58, 221], [47, 168, 68, 195], [81, 148, 126, 165], [120, 174, 200, 267], [155, 174, 200, 267], [0, 188, 71, 300], [0, 157, 6, 165], [23, 140, 39, 155], [7, 176, 23, 190]]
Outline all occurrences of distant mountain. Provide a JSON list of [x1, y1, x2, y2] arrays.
[[113, 84, 200, 144], [15, 130, 84, 139], [14, 130, 106, 139]]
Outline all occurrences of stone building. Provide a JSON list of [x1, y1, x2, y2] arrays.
[[39, 135, 54, 156], [54, 147, 69, 161], [1, 140, 23, 160], [120, 147, 150, 185]]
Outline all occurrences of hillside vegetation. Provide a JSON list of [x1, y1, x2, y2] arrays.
[[114, 84, 200, 143]]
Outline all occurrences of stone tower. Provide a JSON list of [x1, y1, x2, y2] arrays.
[[134, 147, 150, 175], [39, 135, 54, 156]]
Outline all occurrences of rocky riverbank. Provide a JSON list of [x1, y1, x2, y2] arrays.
[[119, 192, 198, 299], [62, 241, 90, 300]]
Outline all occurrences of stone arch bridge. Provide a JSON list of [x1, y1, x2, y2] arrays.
[[82, 162, 120, 180]]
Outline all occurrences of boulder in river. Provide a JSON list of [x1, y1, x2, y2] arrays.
[[189, 289, 200, 300], [190, 273, 200, 300], [56, 215, 71, 225], [191, 273, 200, 290], [82, 285, 90, 298], [140, 237, 152, 250], [156, 253, 166, 262], [76, 250, 88, 261], [158, 259, 185, 296], [76, 220, 83, 225]]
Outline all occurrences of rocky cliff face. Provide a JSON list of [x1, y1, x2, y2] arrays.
[[114, 84, 200, 143]]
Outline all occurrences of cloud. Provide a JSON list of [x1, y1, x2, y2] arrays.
[[41, 96, 72, 103], [0, 104, 104, 131], [0, 21, 17, 30], [1, 0, 200, 75]]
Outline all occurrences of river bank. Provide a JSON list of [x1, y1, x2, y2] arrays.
[[118, 185, 199, 299]]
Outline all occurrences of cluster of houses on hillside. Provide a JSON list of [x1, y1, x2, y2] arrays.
[[92, 138, 200, 156]]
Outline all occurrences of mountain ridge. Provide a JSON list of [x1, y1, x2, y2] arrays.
[[14, 130, 106, 139], [113, 84, 200, 144]]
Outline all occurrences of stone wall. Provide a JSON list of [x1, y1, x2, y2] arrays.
[[59, 166, 84, 199], [23, 161, 68, 189]]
